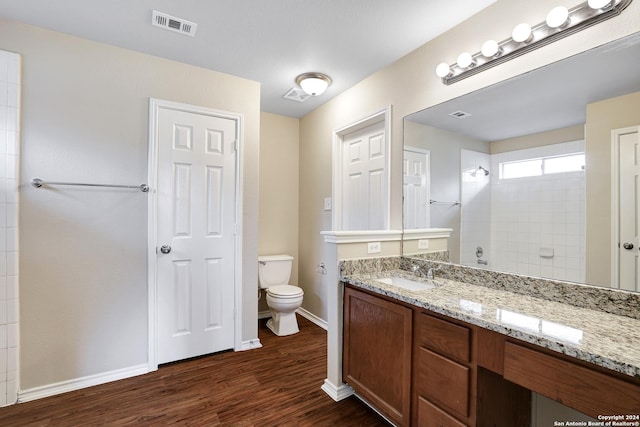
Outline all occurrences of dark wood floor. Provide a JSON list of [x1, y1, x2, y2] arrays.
[[0, 315, 388, 426]]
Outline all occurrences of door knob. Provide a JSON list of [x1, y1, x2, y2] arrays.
[[160, 245, 172, 254], [623, 242, 634, 250]]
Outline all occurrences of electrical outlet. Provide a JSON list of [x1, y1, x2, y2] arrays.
[[418, 239, 429, 250], [367, 241, 381, 254], [323, 198, 332, 211]]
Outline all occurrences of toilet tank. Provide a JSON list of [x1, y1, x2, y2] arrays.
[[258, 255, 293, 289]]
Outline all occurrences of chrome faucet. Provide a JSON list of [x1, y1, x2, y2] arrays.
[[426, 266, 441, 280]]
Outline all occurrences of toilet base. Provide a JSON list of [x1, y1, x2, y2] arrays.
[[266, 311, 300, 336]]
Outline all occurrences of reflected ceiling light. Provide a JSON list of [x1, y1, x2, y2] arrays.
[[588, 0, 613, 8], [435, 0, 631, 85], [295, 72, 332, 96], [457, 52, 475, 68], [546, 6, 571, 29], [512, 23, 533, 43], [481, 40, 503, 58]]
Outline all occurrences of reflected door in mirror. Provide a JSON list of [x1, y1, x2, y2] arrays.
[[404, 147, 430, 229]]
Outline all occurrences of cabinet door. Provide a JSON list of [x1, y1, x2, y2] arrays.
[[343, 286, 412, 427]]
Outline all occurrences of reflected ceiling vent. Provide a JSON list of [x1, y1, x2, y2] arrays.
[[283, 87, 311, 103], [152, 11, 198, 37], [449, 110, 472, 119]]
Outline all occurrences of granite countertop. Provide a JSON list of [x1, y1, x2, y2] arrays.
[[342, 269, 640, 379]]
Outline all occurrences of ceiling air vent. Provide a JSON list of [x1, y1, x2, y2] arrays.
[[152, 11, 198, 37], [283, 87, 311, 103], [449, 110, 472, 119]]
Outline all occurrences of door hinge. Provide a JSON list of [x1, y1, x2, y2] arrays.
[[233, 140, 239, 151]]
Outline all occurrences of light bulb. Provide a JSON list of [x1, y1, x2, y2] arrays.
[[435, 62, 451, 78], [588, 0, 612, 9], [546, 6, 570, 29], [512, 23, 533, 43], [457, 52, 474, 69], [481, 40, 502, 58]]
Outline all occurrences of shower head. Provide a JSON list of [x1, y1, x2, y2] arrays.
[[470, 165, 490, 177]]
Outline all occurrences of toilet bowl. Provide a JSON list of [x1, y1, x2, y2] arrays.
[[258, 255, 304, 336]]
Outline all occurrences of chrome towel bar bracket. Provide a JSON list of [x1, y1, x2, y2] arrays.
[[31, 178, 149, 193]]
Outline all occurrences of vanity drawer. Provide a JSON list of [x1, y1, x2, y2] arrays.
[[416, 312, 470, 362], [416, 347, 470, 420], [417, 397, 467, 427], [504, 342, 640, 418]]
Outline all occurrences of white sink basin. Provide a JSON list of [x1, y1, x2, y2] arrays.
[[377, 276, 441, 291]]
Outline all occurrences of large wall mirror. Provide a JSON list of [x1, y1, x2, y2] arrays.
[[403, 31, 640, 292]]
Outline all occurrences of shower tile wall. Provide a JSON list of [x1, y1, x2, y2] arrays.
[[489, 141, 585, 282], [460, 149, 491, 267], [0, 50, 20, 406]]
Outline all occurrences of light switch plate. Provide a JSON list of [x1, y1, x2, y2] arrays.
[[323, 197, 332, 211], [367, 241, 381, 254]]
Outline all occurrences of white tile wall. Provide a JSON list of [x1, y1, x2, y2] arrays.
[[460, 149, 491, 268], [489, 141, 585, 282], [0, 49, 20, 406]]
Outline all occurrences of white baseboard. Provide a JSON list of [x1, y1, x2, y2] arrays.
[[258, 310, 271, 320], [296, 307, 328, 330], [260, 308, 327, 331], [321, 379, 354, 402], [18, 364, 150, 403], [237, 338, 262, 351]]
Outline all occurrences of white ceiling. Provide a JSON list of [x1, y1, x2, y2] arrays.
[[0, 0, 496, 118]]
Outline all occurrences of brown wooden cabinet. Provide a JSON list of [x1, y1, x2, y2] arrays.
[[343, 286, 413, 426], [343, 284, 640, 426], [503, 341, 640, 417], [413, 311, 530, 427]]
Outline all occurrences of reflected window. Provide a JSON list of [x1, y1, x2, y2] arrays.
[[500, 152, 585, 179]]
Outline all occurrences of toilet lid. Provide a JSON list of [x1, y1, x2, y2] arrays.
[[267, 285, 304, 297]]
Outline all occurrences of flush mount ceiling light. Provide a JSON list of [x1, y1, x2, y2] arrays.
[[435, 0, 633, 85], [295, 72, 332, 96]]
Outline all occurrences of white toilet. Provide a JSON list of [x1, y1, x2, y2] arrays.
[[258, 255, 304, 336]]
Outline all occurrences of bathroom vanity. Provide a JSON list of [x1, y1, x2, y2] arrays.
[[340, 258, 640, 427]]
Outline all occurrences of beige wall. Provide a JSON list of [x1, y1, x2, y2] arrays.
[[586, 90, 640, 286], [258, 112, 300, 313], [298, 0, 640, 320], [1, 19, 261, 391], [490, 124, 585, 154]]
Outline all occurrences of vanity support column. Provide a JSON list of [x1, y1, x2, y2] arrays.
[[321, 237, 354, 401]]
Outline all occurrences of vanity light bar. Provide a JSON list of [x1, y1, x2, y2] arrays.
[[437, 0, 633, 85]]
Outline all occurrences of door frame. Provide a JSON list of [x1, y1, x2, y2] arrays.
[[332, 106, 391, 230], [147, 98, 244, 370], [611, 125, 640, 288]]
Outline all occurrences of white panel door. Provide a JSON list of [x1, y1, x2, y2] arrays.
[[617, 127, 640, 291], [403, 147, 429, 229], [342, 121, 386, 230], [156, 106, 237, 364]]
